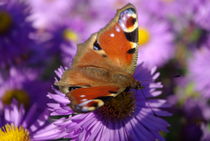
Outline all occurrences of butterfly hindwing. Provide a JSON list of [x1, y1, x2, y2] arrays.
[[67, 86, 120, 113]]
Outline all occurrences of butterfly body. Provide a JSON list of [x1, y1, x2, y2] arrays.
[[56, 3, 140, 113]]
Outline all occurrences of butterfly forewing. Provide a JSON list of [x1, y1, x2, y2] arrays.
[[97, 4, 139, 73]]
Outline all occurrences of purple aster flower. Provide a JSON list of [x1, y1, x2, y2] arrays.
[[138, 0, 194, 32], [50, 0, 104, 43], [0, 100, 67, 140], [0, 67, 50, 111], [57, 0, 116, 41], [139, 0, 210, 31], [168, 76, 210, 141], [174, 76, 210, 121], [47, 65, 171, 141], [137, 12, 174, 69], [61, 41, 77, 67], [0, 0, 35, 68], [32, 25, 78, 67], [184, 98, 210, 121], [139, 0, 194, 19], [29, 0, 74, 30], [193, 0, 210, 31], [201, 123, 210, 141], [188, 47, 210, 98]]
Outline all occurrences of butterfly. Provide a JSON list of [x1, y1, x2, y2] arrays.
[[55, 3, 141, 113]]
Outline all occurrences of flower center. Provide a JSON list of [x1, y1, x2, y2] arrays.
[[0, 124, 30, 141], [0, 11, 12, 35], [63, 29, 79, 42], [138, 27, 150, 45], [96, 92, 135, 121], [2, 89, 30, 108]]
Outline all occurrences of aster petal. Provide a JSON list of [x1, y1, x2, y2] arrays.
[[118, 122, 129, 141], [54, 66, 67, 78], [88, 122, 104, 141], [89, 125, 105, 141], [32, 118, 68, 140], [98, 125, 108, 141], [4, 107, 11, 123], [47, 103, 60, 110], [125, 117, 152, 141], [137, 108, 169, 132], [149, 82, 163, 89], [54, 108, 72, 115], [5, 100, 24, 126], [47, 91, 70, 104], [72, 113, 93, 123], [78, 114, 96, 130], [107, 123, 114, 141], [16, 105, 25, 126], [145, 99, 170, 108], [152, 108, 172, 116], [150, 90, 162, 97], [151, 67, 157, 75], [29, 111, 49, 132], [10, 102, 20, 125], [152, 72, 160, 80], [22, 104, 37, 129]]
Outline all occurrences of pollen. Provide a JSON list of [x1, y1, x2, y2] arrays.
[[2, 89, 30, 108], [64, 29, 79, 42], [0, 11, 12, 35], [0, 124, 30, 141], [138, 27, 151, 45], [96, 92, 135, 121]]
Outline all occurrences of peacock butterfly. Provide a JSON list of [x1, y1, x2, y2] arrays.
[[55, 3, 141, 113]]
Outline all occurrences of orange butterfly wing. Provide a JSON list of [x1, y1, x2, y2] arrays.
[[68, 86, 119, 112], [56, 4, 140, 113], [72, 3, 139, 73], [97, 6, 139, 73]]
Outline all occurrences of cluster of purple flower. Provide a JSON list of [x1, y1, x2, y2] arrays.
[[0, 0, 209, 140]]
